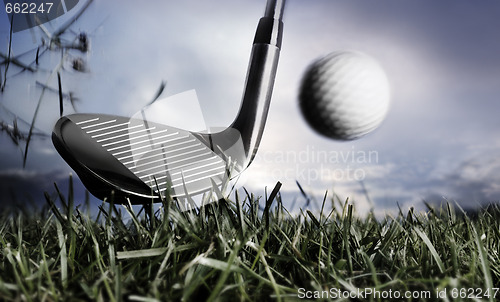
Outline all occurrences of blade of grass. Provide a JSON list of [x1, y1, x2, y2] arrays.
[[55, 219, 68, 288], [414, 227, 445, 274], [1, 15, 14, 91], [472, 223, 494, 302], [116, 248, 168, 260], [57, 72, 63, 117], [206, 239, 243, 302], [264, 181, 282, 232], [235, 190, 246, 238], [145, 81, 166, 107], [23, 56, 65, 167]]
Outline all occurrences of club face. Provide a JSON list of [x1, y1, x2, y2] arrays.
[[52, 113, 247, 203]]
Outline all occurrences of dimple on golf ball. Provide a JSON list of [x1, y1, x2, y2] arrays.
[[299, 51, 391, 140]]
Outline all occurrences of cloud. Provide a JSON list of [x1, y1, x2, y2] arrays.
[[437, 155, 500, 205], [0, 169, 89, 209], [364, 152, 500, 210]]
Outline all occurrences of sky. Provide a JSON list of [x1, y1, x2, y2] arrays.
[[1, 0, 500, 216]]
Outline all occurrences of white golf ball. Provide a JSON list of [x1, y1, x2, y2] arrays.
[[299, 51, 390, 140]]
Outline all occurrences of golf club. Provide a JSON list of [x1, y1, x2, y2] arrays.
[[52, 0, 286, 204]]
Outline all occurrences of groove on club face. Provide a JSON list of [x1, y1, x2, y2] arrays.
[[68, 114, 231, 198]]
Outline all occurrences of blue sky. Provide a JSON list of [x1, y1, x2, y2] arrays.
[[1, 0, 500, 215]]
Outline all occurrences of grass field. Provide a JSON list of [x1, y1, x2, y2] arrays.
[[1, 178, 499, 301]]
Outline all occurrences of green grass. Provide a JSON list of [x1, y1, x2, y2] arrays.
[[1, 178, 500, 301]]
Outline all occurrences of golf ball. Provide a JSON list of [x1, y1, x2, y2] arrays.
[[299, 51, 390, 140]]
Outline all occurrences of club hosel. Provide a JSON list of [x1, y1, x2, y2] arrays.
[[253, 17, 284, 49], [204, 7, 285, 173], [221, 22, 282, 171]]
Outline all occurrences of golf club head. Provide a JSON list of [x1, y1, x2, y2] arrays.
[[52, 0, 285, 204], [52, 113, 245, 203]]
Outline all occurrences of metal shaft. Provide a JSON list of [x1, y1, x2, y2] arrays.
[[264, 0, 286, 20]]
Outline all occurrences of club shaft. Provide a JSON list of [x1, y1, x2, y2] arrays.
[[264, 0, 286, 20]]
